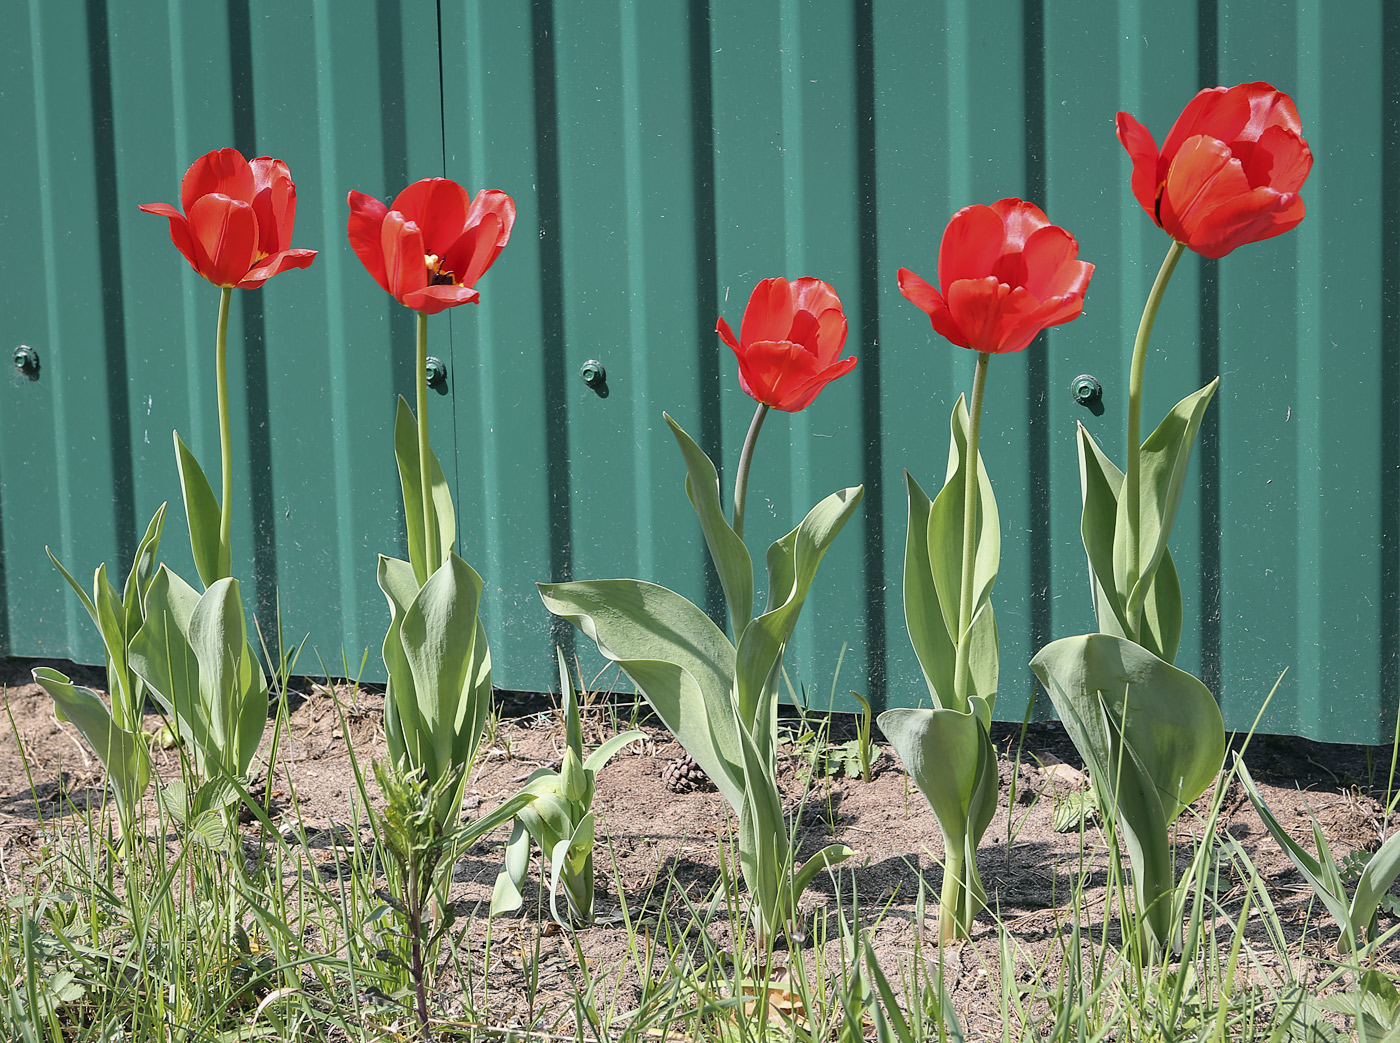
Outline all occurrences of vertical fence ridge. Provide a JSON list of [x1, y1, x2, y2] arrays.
[[687, 0, 725, 629], [86, 0, 136, 570], [531, 0, 574, 655], [1382, 0, 1400, 738], [853, 0, 886, 707], [1196, 0, 1222, 697], [1023, 0, 1050, 714]]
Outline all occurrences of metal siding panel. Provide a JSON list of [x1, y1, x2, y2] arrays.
[[438, 0, 558, 689], [2, 0, 1391, 743], [1042, 2, 1206, 691]]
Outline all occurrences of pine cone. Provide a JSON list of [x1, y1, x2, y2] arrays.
[[661, 752, 712, 794]]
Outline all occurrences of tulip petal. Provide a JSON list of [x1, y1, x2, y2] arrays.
[[778, 355, 859, 412], [237, 248, 318, 289], [466, 189, 517, 246], [897, 267, 945, 315], [382, 211, 429, 303], [944, 277, 1022, 353], [1240, 124, 1313, 194], [390, 178, 470, 256], [716, 316, 740, 351], [181, 148, 255, 211], [1116, 111, 1165, 223], [250, 158, 296, 255], [400, 284, 481, 314], [442, 212, 504, 290], [1180, 189, 1305, 259], [739, 278, 797, 348], [139, 202, 201, 273], [1019, 225, 1093, 302], [187, 193, 259, 287], [1158, 135, 1251, 248], [938, 205, 1005, 291], [347, 191, 391, 294], [990, 198, 1051, 254], [1159, 85, 1250, 162]]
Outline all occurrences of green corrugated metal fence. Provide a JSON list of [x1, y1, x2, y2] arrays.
[[1, 0, 1395, 744]]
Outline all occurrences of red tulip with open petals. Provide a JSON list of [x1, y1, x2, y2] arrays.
[[898, 199, 1094, 355], [716, 277, 856, 412], [347, 178, 516, 315], [140, 148, 317, 289], [1117, 82, 1312, 259]]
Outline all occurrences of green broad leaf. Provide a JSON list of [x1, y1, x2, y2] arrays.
[[31, 668, 149, 823], [1078, 425, 1183, 663], [1112, 379, 1218, 628], [187, 577, 268, 780], [927, 396, 999, 646], [378, 554, 424, 770], [735, 485, 864, 748], [581, 728, 647, 775], [398, 554, 493, 820], [878, 706, 998, 873], [559, 646, 583, 758], [956, 600, 998, 723], [1351, 828, 1400, 944], [665, 412, 754, 636], [123, 503, 167, 630], [790, 842, 857, 904], [539, 579, 744, 809], [173, 431, 229, 589], [490, 820, 532, 917], [1031, 634, 1224, 953], [903, 471, 956, 706], [46, 549, 99, 630], [393, 396, 456, 587], [129, 566, 208, 768], [736, 714, 789, 934]]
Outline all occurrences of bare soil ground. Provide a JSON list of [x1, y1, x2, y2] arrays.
[[2, 656, 1397, 1036]]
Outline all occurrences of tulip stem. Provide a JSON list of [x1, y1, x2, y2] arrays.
[[215, 286, 234, 563], [1125, 239, 1185, 630], [416, 312, 440, 577], [732, 403, 770, 542], [954, 350, 991, 707]]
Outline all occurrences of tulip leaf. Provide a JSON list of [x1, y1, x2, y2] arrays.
[[665, 413, 754, 636], [123, 503, 168, 632], [878, 705, 998, 928], [130, 566, 208, 766], [393, 396, 457, 587], [1031, 633, 1224, 953], [1111, 379, 1217, 630], [188, 577, 268, 779], [540, 579, 743, 809], [32, 667, 150, 825], [927, 396, 999, 650], [398, 553, 493, 824], [130, 567, 267, 783], [903, 471, 957, 705], [174, 431, 229, 589], [735, 485, 864, 747], [379, 554, 425, 770], [1078, 425, 1183, 663], [490, 820, 533, 917]]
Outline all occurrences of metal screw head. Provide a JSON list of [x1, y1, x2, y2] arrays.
[[1071, 373, 1102, 406], [425, 356, 447, 388], [12, 345, 39, 375], [580, 360, 606, 388]]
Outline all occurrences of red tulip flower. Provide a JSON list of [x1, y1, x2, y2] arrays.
[[347, 178, 516, 314], [140, 148, 317, 289], [716, 277, 857, 412], [898, 199, 1094, 355], [1117, 82, 1313, 259]]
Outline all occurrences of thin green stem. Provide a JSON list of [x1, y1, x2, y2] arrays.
[[215, 286, 233, 560], [1125, 239, 1185, 629], [416, 312, 440, 576], [953, 350, 990, 706], [731, 402, 770, 541]]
